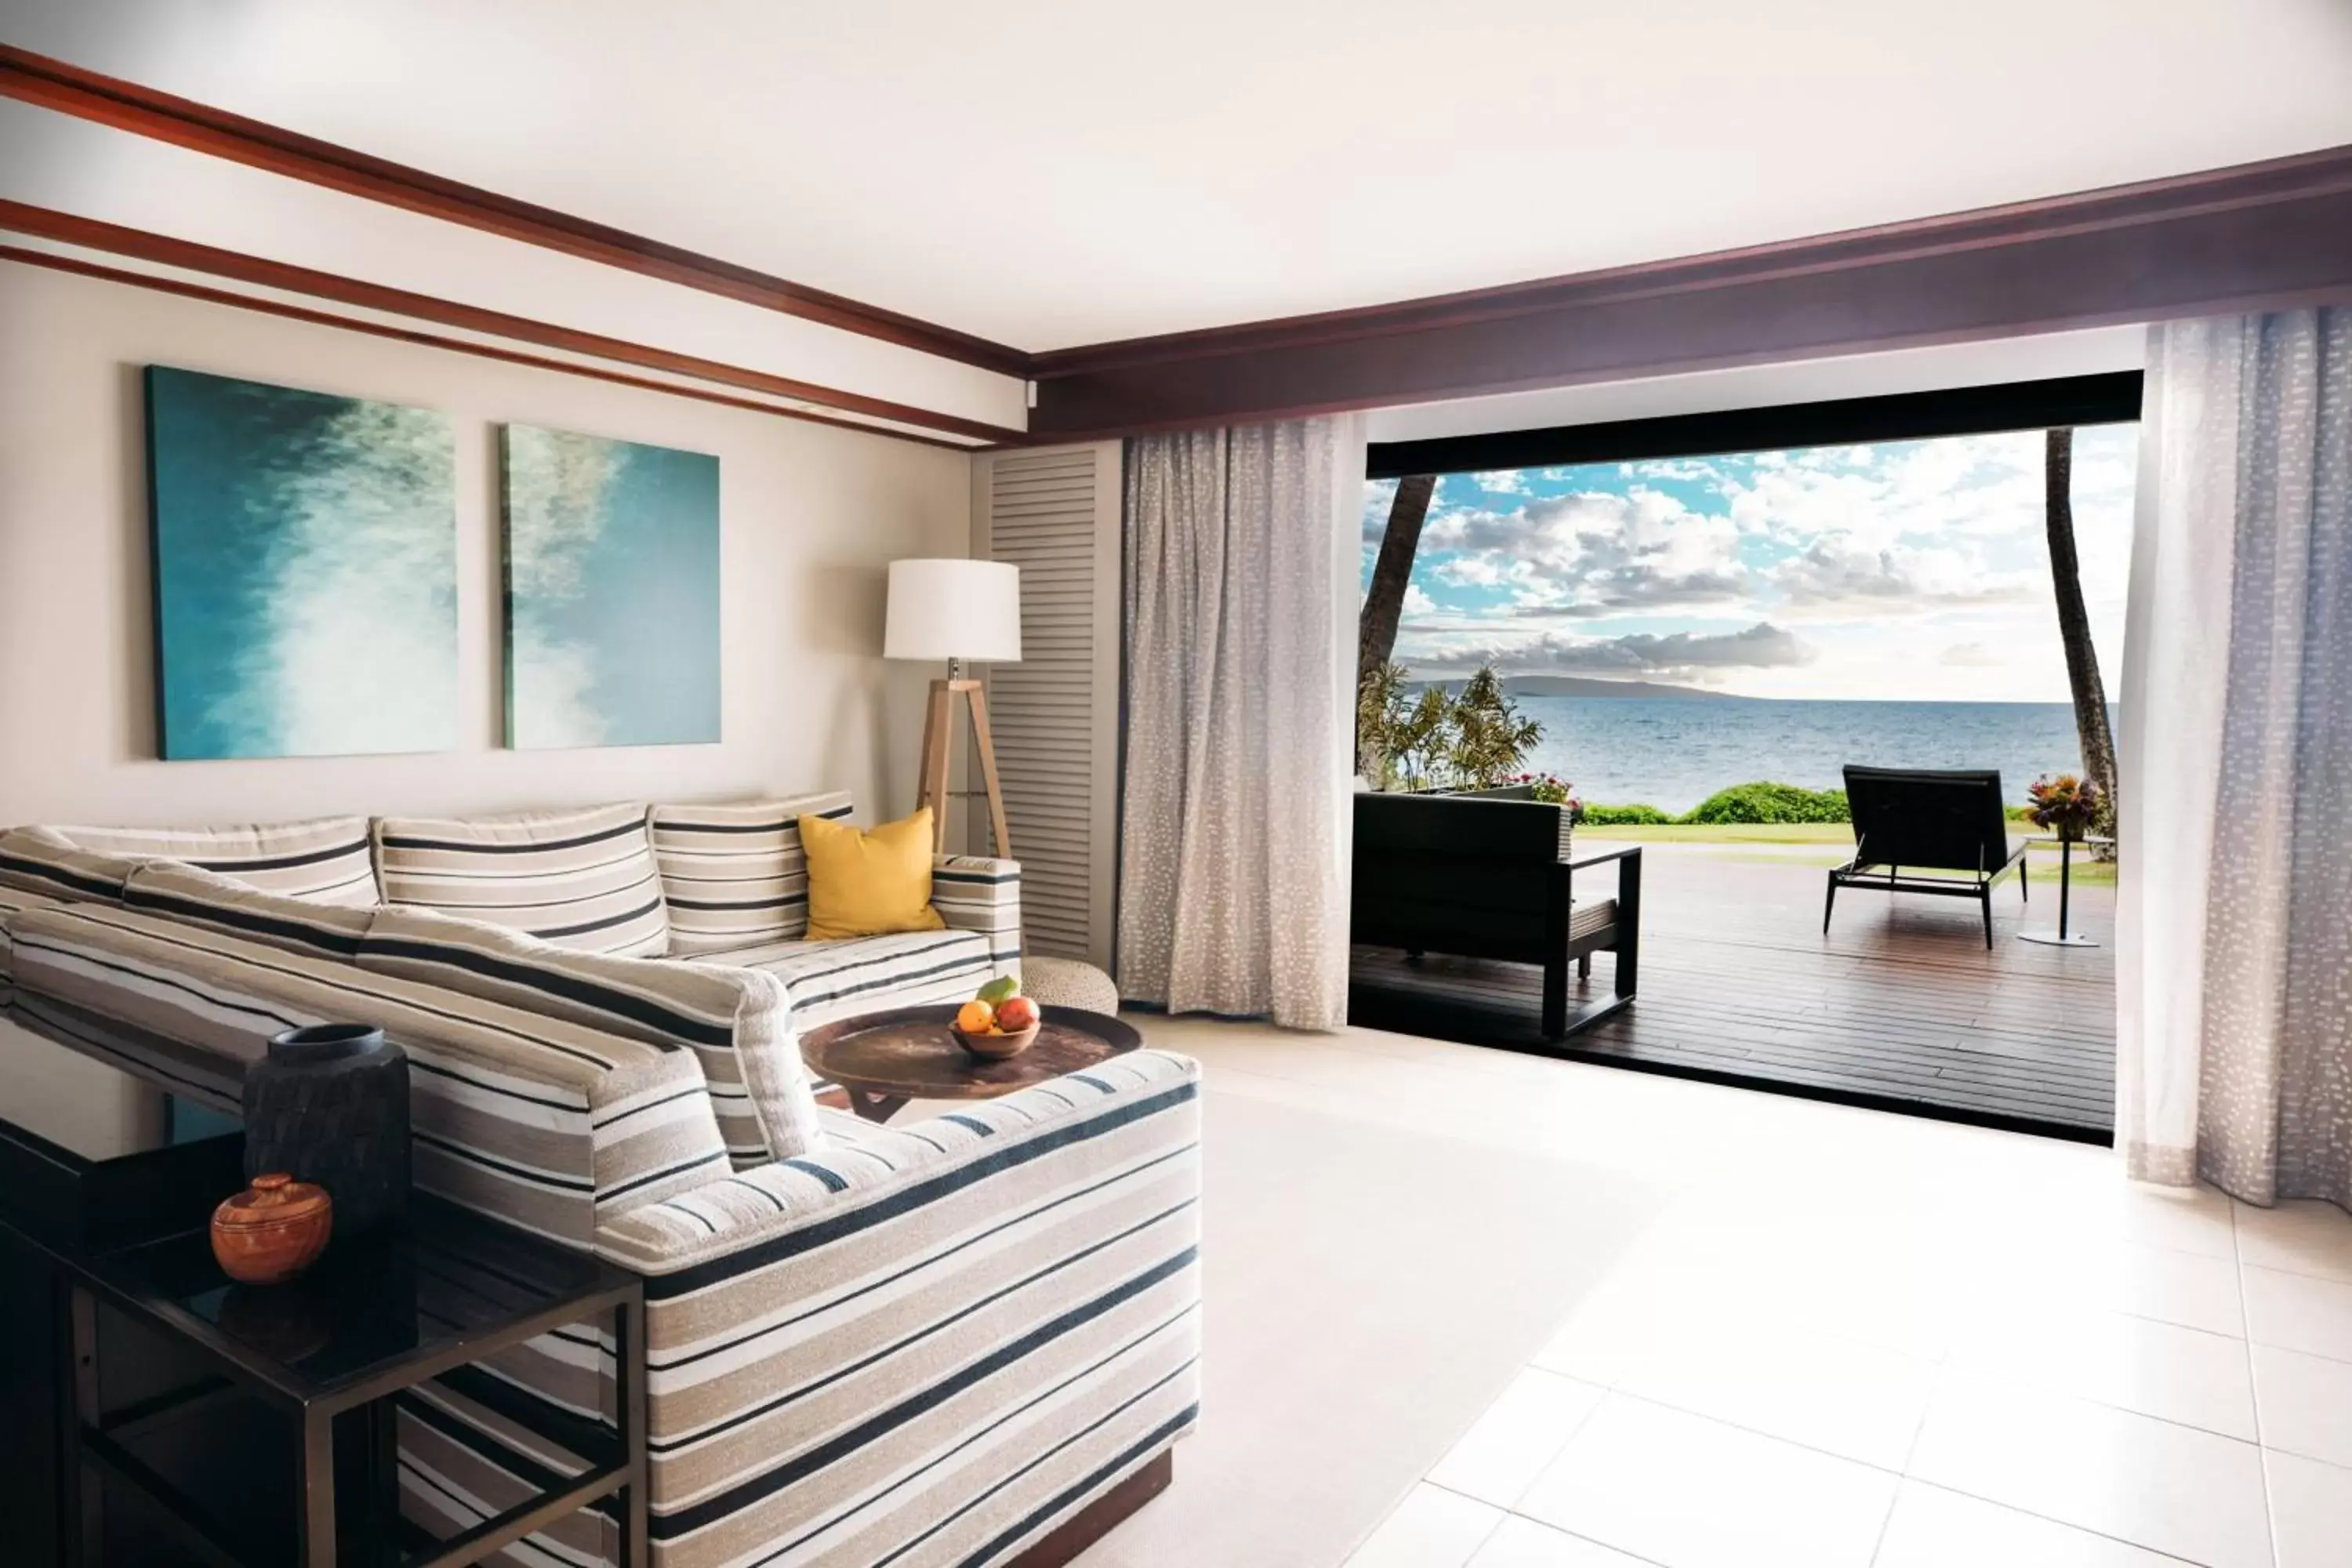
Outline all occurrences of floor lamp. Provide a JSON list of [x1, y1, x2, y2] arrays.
[[885, 558, 1021, 855]]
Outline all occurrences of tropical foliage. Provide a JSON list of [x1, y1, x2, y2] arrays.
[[1682, 781, 1852, 825], [1578, 782, 1850, 825], [1357, 662, 1544, 791], [1581, 801, 1678, 826]]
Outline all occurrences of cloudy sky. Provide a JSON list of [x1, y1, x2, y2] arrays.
[[1363, 423, 2138, 702]]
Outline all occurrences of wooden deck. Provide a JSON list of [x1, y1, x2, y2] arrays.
[[1348, 842, 2116, 1141]]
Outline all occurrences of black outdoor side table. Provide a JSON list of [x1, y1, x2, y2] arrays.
[[2017, 832, 2112, 948], [49, 1194, 647, 1568]]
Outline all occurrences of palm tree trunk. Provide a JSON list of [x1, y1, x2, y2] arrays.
[[2044, 426, 2118, 847], [1356, 474, 1438, 779], [1358, 474, 1437, 688]]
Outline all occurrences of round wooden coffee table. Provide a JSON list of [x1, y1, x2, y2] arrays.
[[798, 1004, 1145, 1123]]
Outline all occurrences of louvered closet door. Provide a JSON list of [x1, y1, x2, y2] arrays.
[[971, 442, 1123, 969]]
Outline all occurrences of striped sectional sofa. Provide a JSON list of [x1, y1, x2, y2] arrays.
[[0, 798, 1202, 1568]]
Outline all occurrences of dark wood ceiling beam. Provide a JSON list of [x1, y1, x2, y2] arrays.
[[0, 199, 1025, 444], [0, 245, 978, 452], [1028, 143, 2352, 438], [0, 42, 1030, 376]]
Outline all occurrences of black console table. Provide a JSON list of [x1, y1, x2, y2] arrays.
[[0, 1029, 647, 1568]]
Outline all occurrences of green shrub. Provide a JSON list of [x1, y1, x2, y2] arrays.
[[1582, 801, 1676, 826], [1681, 782, 1851, 825]]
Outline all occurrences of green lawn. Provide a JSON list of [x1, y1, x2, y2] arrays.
[[1578, 822, 1853, 844], [1577, 821, 2117, 884]]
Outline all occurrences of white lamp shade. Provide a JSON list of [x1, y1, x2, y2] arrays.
[[884, 558, 1022, 662]]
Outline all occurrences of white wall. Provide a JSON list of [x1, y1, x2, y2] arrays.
[[0, 260, 973, 829]]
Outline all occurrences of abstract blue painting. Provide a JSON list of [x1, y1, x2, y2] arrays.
[[145, 365, 459, 760], [500, 424, 720, 749]]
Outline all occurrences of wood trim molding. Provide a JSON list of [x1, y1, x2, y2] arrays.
[[0, 200, 1022, 445], [1028, 142, 2352, 438], [0, 244, 978, 451], [0, 43, 1030, 376]]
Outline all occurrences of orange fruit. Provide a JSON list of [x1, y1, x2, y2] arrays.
[[956, 1000, 994, 1033]]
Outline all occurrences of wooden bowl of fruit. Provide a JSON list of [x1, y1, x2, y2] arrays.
[[953, 978, 1043, 1059]]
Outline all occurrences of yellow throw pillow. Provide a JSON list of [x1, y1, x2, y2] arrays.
[[800, 808, 948, 940]]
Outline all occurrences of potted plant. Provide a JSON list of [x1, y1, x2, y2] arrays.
[[2020, 773, 2105, 947], [2024, 773, 2102, 841], [1515, 771, 1584, 854]]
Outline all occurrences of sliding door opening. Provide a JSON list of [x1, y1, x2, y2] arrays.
[[1348, 374, 2140, 1142]]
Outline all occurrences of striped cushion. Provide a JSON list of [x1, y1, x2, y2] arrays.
[[7, 902, 728, 1247], [358, 905, 822, 1166], [123, 860, 373, 962], [648, 792, 851, 956], [700, 929, 997, 1032], [49, 815, 378, 906], [931, 853, 1022, 967], [0, 883, 64, 1007], [0, 826, 136, 903], [375, 804, 670, 958]]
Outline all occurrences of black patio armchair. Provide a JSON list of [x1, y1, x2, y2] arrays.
[[1826, 765, 2027, 948], [1352, 786, 1640, 1039]]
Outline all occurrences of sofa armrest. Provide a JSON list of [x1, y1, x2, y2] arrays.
[[595, 1052, 1200, 1548], [931, 853, 1021, 970]]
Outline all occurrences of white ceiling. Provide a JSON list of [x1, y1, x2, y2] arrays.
[[7, 0, 2352, 353]]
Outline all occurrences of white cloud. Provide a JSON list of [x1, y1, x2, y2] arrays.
[[1421, 487, 1749, 615], [1940, 641, 2001, 666], [1767, 536, 2041, 615], [1626, 457, 1723, 482], [1432, 554, 1513, 588], [1362, 477, 1400, 542], [1472, 469, 1529, 494], [1402, 584, 1438, 617], [1403, 621, 1815, 681]]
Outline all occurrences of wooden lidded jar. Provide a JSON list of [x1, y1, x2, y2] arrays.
[[209, 1173, 333, 1285]]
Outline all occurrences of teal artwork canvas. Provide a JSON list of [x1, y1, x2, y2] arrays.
[[500, 423, 721, 749], [144, 365, 459, 760]]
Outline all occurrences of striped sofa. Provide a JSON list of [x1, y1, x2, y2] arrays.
[[0, 800, 1201, 1568]]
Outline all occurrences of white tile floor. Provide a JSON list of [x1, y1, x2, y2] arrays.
[[1149, 1020, 2352, 1568]]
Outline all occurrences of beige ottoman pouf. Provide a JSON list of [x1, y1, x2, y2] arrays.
[[1019, 954, 1121, 1014]]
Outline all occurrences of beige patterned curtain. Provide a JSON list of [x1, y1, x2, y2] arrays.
[[2118, 308, 2352, 1210], [1116, 419, 1352, 1029]]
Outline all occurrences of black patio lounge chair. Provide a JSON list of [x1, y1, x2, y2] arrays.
[[1826, 765, 2027, 949]]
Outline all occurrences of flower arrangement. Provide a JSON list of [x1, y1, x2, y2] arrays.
[[2025, 772, 2103, 841], [1513, 771, 1587, 824]]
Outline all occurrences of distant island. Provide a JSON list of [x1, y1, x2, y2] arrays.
[[1410, 674, 1732, 700]]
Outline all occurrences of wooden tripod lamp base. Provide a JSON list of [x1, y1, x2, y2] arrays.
[[916, 677, 1011, 857]]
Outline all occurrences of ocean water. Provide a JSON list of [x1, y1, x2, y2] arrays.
[[1510, 697, 2105, 813]]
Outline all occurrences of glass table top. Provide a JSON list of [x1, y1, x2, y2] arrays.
[[89, 1196, 631, 1406]]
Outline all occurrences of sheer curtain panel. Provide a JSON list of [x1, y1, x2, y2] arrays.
[[1116, 419, 1353, 1029], [2118, 308, 2352, 1210]]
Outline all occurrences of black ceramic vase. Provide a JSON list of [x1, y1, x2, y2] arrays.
[[243, 1024, 411, 1236]]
